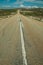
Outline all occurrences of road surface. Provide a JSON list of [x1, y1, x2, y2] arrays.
[[0, 13, 43, 65], [20, 14, 43, 65]]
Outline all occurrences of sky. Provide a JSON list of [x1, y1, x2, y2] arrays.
[[0, 0, 43, 9]]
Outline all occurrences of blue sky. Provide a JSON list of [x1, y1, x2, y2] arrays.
[[0, 0, 43, 8]]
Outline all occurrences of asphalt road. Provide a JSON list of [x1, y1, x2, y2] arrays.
[[0, 13, 43, 65], [20, 14, 43, 65], [0, 14, 23, 65]]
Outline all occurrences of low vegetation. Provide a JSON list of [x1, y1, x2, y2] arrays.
[[0, 8, 43, 21], [20, 8, 43, 21], [0, 9, 17, 18]]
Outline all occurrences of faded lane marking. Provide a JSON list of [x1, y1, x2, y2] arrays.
[[19, 20, 28, 65]]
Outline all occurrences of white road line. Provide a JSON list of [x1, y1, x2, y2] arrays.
[[19, 20, 28, 65]]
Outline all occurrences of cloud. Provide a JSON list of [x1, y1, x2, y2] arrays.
[[14, 1, 23, 5], [20, 4, 39, 8], [3, 5, 11, 8], [0, 0, 43, 8], [14, 0, 24, 5], [13, 0, 43, 7], [20, 4, 25, 7], [24, 0, 43, 4], [23, 5, 38, 8], [31, 6, 38, 8]]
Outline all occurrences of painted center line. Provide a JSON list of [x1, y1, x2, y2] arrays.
[[19, 18, 28, 65]]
